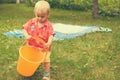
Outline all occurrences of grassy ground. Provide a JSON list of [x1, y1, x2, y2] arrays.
[[0, 4, 120, 80]]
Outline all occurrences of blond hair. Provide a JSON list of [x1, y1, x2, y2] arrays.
[[34, 0, 50, 15]]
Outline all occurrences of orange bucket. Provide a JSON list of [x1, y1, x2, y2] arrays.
[[17, 45, 44, 76]]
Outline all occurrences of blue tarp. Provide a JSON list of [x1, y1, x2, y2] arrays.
[[3, 23, 112, 40]]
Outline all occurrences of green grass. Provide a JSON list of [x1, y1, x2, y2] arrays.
[[0, 4, 120, 80]]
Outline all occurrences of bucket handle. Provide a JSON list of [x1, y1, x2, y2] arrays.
[[32, 36, 48, 52]]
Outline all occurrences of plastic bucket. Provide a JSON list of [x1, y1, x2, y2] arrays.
[[17, 45, 44, 76]]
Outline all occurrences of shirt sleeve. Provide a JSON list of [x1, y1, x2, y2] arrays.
[[22, 19, 33, 33], [23, 21, 29, 30]]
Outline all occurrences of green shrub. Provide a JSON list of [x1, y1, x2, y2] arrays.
[[47, 0, 92, 11], [0, 0, 16, 3], [47, 0, 60, 8], [25, 0, 119, 16], [98, 0, 120, 16], [25, 0, 33, 6], [25, 0, 38, 7]]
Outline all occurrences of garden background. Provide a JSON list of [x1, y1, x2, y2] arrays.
[[0, 0, 120, 80]]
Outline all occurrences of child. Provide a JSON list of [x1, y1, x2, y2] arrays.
[[23, 0, 54, 80]]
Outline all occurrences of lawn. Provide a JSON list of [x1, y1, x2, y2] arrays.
[[0, 4, 120, 80]]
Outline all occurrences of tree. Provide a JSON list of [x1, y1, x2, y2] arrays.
[[93, 0, 98, 19], [16, 0, 20, 4]]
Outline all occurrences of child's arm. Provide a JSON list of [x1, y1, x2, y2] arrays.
[[45, 35, 54, 48], [23, 29, 32, 40]]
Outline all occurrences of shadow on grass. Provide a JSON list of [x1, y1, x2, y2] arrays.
[[18, 67, 43, 80], [1, 63, 44, 80], [18, 72, 42, 80]]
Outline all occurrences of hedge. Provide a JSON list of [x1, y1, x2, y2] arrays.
[[0, 0, 119, 16]]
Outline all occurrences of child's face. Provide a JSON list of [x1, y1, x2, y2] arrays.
[[34, 1, 50, 23], [35, 12, 48, 23]]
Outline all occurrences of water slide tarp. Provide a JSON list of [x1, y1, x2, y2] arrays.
[[3, 23, 112, 40]]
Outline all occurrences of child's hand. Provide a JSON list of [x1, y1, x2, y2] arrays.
[[44, 35, 53, 48], [25, 35, 32, 40], [23, 29, 32, 40], [41, 42, 50, 52], [44, 42, 51, 48]]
